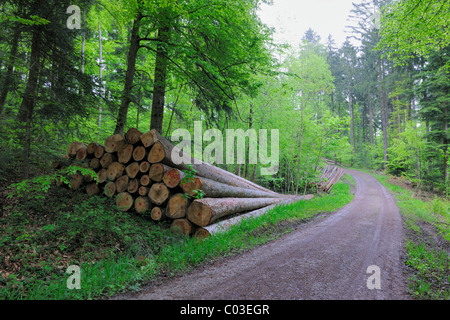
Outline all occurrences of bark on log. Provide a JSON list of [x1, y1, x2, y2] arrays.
[[145, 129, 280, 196], [187, 197, 284, 227], [116, 192, 134, 211], [125, 128, 143, 145], [194, 195, 314, 239], [149, 183, 170, 205], [150, 206, 166, 221], [170, 219, 194, 236], [104, 181, 116, 198], [104, 134, 125, 153], [183, 176, 281, 199], [166, 193, 189, 219]]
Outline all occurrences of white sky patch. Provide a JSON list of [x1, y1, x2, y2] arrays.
[[257, 0, 365, 48]]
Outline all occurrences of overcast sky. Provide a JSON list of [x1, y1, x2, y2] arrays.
[[257, 0, 364, 48]]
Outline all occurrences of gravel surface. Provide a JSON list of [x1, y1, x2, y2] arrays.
[[112, 169, 410, 300]]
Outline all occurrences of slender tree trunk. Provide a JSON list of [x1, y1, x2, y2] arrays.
[[17, 28, 42, 178], [378, 59, 388, 169], [0, 26, 21, 114], [368, 92, 374, 144], [98, 19, 104, 135], [114, 12, 143, 135], [150, 25, 171, 133]]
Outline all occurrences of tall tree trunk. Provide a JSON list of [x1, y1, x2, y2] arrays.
[[378, 59, 388, 169], [150, 25, 171, 133], [0, 26, 21, 114], [98, 19, 104, 135], [368, 92, 374, 144], [17, 28, 42, 178], [114, 12, 143, 135]]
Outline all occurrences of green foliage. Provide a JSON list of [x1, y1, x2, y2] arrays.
[[7, 166, 97, 200]]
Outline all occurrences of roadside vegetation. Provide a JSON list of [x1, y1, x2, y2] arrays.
[[363, 170, 449, 300], [0, 173, 354, 300]]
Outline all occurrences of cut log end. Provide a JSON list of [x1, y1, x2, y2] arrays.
[[166, 193, 189, 219], [170, 219, 194, 236], [149, 183, 170, 205], [150, 207, 166, 221], [134, 196, 151, 214], [116, 192, 134, 211], [104, 181, 116, 198], [148, 141, 165, 163], [193, 228, 210, 240], [187, 201, 212, 227]]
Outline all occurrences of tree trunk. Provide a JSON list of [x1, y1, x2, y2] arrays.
[[184, 176, 283, 199], [147, 129, 279, 195], [0, 26, 21, 114], [17, 28, 41, 178], [187, 197, 284, 227], [150, 26, 171, 133], [114, 12, 143, 135]]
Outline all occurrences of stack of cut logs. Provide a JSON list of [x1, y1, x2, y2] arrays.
[[59, 128, 313, 239], [318, 165, 345, 193]]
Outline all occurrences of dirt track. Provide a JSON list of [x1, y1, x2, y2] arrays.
[[112, 169, 410, 300]]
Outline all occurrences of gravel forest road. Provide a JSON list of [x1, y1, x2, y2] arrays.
[[112, 168, 410, 300]]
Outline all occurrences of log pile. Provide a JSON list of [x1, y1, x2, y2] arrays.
[[318, 165, 345, 193], [58, 128, 314, 238]]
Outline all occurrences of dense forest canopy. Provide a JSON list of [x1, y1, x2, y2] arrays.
[[1, 0, 449, 195]]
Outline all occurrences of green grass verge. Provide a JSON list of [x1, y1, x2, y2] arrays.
[[356, 169, 450, 300], [0, 178, 353, 300]]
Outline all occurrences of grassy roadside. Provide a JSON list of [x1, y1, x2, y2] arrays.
[[355, 168, 450, 300], [0, 176, 354, 300]]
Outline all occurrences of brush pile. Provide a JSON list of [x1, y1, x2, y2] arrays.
[[55, 128, 314, 238]]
